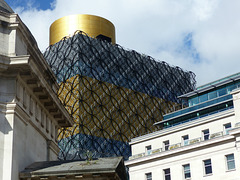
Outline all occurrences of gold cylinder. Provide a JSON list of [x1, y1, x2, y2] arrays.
[[50, 14, 116, 45]]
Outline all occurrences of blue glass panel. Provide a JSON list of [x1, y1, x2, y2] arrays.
[[164, 94, 232, 120]]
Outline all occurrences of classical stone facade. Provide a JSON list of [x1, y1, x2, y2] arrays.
[[0, 1, 73, 180]]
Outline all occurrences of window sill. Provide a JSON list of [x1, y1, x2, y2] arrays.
[[203, 173, 212, 177], [226, 169, 236, 172]]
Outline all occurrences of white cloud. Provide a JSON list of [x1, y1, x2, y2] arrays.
[[13, 0, 240, 86]]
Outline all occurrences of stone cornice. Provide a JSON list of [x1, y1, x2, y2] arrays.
[[0, 13, 74, 128]]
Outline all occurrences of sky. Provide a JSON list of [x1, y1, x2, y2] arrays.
[[4, 0, 240, 87]]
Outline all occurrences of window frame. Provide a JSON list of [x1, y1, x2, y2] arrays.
[[182, 135, 189, 146], [203, 159, 212, 175], [202, 129, 210, 140], [145, 172, 152, 180], [224, 123, 232, 135], [145, 145, 152, 155], [225, 154, 235, 171], [183, 164, 191, 179], [163, 168, 171, 180]]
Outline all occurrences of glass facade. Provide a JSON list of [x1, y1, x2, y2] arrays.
[[188, 82, 240, 107], [44, 31, 196, 160]]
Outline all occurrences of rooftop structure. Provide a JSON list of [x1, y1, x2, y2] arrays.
[[50, 14, 116, 45], [20, 157, 127, 180], [156, 72, 240, 129]]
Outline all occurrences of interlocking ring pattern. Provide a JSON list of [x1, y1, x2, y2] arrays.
[[44, 31, 196, 160]]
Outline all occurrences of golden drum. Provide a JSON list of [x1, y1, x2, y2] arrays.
[[50, 14, 116, 45]]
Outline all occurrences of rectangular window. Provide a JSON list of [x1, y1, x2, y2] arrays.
[[182, 135, 189, 146], [203, 159, 212, 175], [189, 96, 199, 106], [226, 154, 235, 170], [218, 87, 227, 96], [224, 123, 232, 135], [145, 145, 152, 155], [163, 140, 169, 151], [202, 129, 210, 140], [163, 168, 171, 180], [145, 172, 152, 180], [208, 91, 217, 100], [183, 164, 191, 179], [199, 94, 208, 103]]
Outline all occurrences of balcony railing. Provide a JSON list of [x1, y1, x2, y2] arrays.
[[129, 131, 227, 160]]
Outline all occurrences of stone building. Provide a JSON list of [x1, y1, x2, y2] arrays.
[[126, 73, 240, 180], [0, 1, 127, 180]]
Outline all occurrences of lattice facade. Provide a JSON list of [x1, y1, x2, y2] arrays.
[[44, 31, 196, 160]]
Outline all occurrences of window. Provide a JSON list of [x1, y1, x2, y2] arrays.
[[145, 145, 152, 155], [145, 172, 152, 180], [218, 87, 227, 96], [163, 140, 169, 151], [199, 94, 208, 103], [226, 154, 235, 170], [182, 135, 189, 146], [202, 129, 210, 140], [183, 164, 191, 179], [189, 96, 198, 106], [224, 123, 232, 135], [208, 91, 217, 100], [203, 159, 212, 175], [163, 168, 171, 180]]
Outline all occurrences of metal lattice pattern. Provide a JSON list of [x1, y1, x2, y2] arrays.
[[44, 31, 196, 160]]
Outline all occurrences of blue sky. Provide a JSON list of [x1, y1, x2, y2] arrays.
[[4, 0, 240, 87], [5, 0, 53, 10]]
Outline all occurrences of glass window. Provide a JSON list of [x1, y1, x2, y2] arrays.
[[227, 85, 235, 94], [203, 159, 212, 175], [224, 123, 232, 135], [146, 145, 152, 155], [208, 91, 217, 100], [164, 168, 171, 180], [202, 129, 210, 140], [163, 140, 169, 151], [189, 96, 199, 107], [146, 172, 152, 180], [218, 87, 227, 96], [183, 164, 191, 179], [199, 94, 208, 103], [226, 154, 235, 170], [182, 135, 189, 146]]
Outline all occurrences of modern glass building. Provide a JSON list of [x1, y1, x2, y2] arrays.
[[155, 72, 240, 129], [44, 16, 196, 160]]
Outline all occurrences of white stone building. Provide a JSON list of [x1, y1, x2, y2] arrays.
[[126, 73, 240, 180], [0, 1, 74, 180]]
